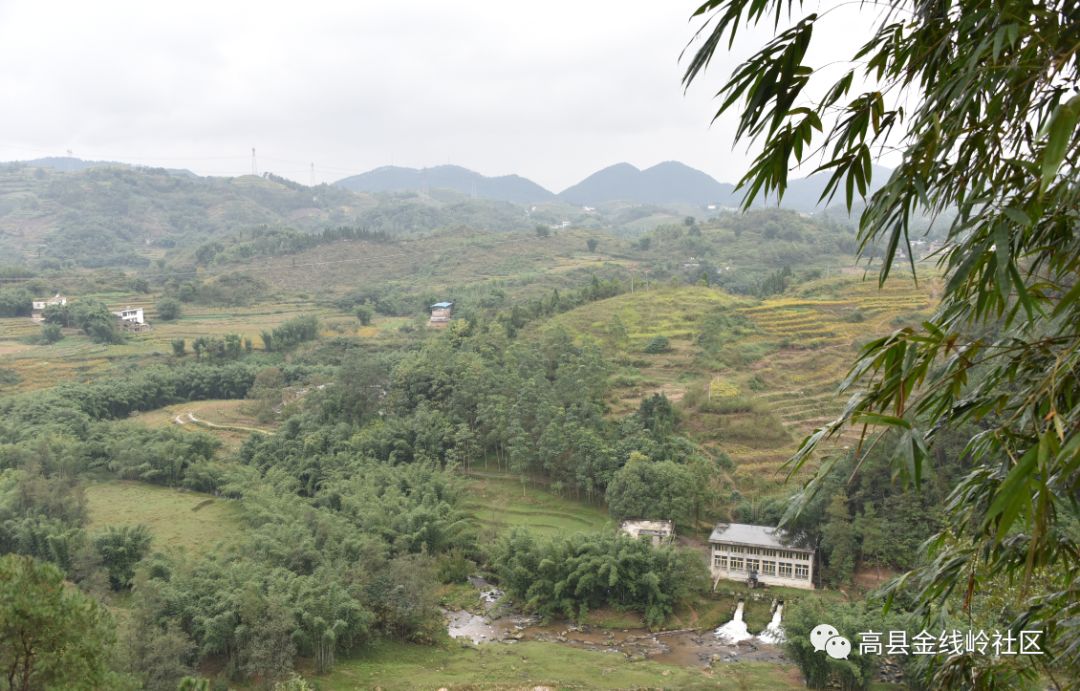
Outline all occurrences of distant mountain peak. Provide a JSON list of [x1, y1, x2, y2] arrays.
[[334, 165, 553, 204], [559, 160, 732, 206]]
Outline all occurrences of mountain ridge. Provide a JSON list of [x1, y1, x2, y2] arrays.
[[335, 164, 554, 204]]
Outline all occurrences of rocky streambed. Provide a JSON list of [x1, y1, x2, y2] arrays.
[[444, 578, 788, 667]]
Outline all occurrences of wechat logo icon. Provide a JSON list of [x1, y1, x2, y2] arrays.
[[811, 623, 851, 660]]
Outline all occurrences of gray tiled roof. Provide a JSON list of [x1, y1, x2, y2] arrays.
[[708, 522, 812, 552]]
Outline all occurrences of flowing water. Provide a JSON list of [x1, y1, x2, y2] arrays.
[[713, 601, 753, 644], [444, 585, 787, 668], [756, 603, 784, 644]]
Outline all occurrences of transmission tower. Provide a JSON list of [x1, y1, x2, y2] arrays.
[[251, 148, 257, 176]]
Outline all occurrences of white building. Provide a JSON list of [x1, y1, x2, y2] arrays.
[[31, 294, 67, 311], [709, 522, 815, 590], [620, 519, 674, 546], [113, 306, 145, 325]]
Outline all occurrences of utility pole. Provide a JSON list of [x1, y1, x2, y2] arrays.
[[644, 269, 650, 291], [310, 162, 315, 187], [251, 148, 257, 176]]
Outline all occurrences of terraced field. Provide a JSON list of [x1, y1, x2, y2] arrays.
[[128, 398, 276, 448], [461, 470, 611, 539], [742, 272, 936, 439], [536, 269, 938, 493], [539, 286, 747, 415], [0, 298, 358, 393]]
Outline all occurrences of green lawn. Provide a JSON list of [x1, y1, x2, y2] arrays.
[[84, 480, 242, 556], [462, 470, 612, 540], [312, 640, 803, 690]]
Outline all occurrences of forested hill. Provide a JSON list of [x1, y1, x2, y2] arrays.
[[558, 161, 893, 210], [335, 161, 895, 210], [335, 164, 555, 204], [0, 164, 535, 269], [559, 161, 735, 206]]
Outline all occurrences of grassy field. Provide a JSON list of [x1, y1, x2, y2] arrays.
[[461, 470, 612, 540], [311, 639, 803, 690], [84, 481, 242, 556]]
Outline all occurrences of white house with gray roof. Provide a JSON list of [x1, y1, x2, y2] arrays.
[[708, 522, 815, 590]]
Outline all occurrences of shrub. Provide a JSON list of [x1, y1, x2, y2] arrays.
[[491, 529, 707, 629], [157, 297, 182, 321], [643, 335, 671, 354], [41, 323, 63, 344]]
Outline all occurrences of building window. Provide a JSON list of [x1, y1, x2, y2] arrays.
[[778, 562, 793, 578], [713, 554, 727, 569], [761, 560, 776, 576], [730, 557, 744, 572], [747, 558, 760, 573], [795, 564, 809, 580]]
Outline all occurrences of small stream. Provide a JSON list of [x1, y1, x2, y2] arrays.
[[445, 580, 787, 667]]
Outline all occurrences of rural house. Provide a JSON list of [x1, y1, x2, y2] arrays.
[[30, 294, 67, 321], [429, 301, 453, 326], [709, 522, 815, 590], [32, 294, 67, 311], [113, 306, 148, 329], [620, 519, 674, 546]]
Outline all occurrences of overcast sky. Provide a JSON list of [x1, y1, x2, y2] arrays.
[[0, 1, 876, 191]]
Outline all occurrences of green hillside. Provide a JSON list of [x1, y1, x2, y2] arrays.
[[539, 271, 937, 495]]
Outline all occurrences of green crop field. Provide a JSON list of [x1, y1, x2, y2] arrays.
[[84, 481, 243, 556], [312, 639, 802, 690], [461, 470, 612, 539]]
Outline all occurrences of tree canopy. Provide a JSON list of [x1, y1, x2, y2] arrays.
[[0, 554, 119, 690], [685, 0, 1079, 681]]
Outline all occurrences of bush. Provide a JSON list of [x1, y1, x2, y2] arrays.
[[643, 335, 671, 354], [94, 524, 153, 590], [605, 452, 694, 524], [261, 315, 319, 352], [69, 300, 124, 344], [157, 297, 182, 321], [490, 530, 707, 628], [0, 287, 32, 317], [41, 323, 63, 344], [355, 304, 374, 325]]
